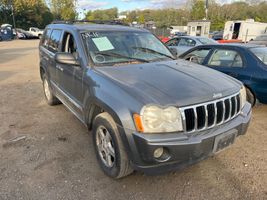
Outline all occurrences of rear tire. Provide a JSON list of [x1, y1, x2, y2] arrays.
[[92, 112, 133, 179], [246, 87, 256, 107], [42, 74, 61, 106]]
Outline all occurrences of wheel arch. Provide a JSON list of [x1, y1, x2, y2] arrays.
[[85, 98, 134, 162]]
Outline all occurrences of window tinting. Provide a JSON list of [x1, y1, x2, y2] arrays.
[[208, 49, 243, 68], [48, 29, 62, 53], [41, 29, 51, 48]]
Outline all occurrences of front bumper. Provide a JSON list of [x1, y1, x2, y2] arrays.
[[125, 103, 251, 175]]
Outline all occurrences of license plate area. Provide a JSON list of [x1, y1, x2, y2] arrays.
[[213, 129, 237, 153]]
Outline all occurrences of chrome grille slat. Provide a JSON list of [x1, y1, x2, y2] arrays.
[[228, 97, 232, 121], [193, 107, 198, 131], [180, 93, 240, 134], [204, 105, 208, 129], [213, 102, 217, 127]]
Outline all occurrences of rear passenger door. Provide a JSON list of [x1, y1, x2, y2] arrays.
[[40, 28, 52, 78], [47, 29, 63, 85]]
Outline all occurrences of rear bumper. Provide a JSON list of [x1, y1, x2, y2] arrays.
[[124, 103, 251, 175]]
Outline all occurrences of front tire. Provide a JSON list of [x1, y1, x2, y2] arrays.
[[42, 74, 60, 106], [92, 112, 133, 179]]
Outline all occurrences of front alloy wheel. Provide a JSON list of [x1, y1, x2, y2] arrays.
[[92, 112, 133, 178], [96, 126, 115, 168]]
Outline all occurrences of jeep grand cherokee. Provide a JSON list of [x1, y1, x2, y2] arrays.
[[39, 21, 251, 178]]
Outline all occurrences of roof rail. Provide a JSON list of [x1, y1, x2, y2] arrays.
[[51, 20, 129, 26]]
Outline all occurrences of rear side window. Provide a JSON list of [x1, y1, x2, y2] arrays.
[[41, 29, 51, 48], [178, 38, 196, 47], [208, 49, 243, 68], [48, 29, 62, 53]]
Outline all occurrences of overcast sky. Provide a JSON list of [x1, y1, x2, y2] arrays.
[[76, 0, 240, 13]]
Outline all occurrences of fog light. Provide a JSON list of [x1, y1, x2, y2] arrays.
[[153, 147, 164, 159]]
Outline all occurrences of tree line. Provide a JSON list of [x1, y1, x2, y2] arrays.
[[0, 0, 76, 29], [1, 0, 267, 31], [86, 0, 267, 31]]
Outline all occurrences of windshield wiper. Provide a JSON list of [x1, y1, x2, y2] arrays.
[[132, 47, 175, 60], [96, 52, 150, 63]]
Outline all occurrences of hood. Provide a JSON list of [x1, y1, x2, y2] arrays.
[[96, 60, 241, 107]]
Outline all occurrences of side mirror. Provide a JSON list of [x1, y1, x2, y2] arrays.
[[169, 47, 178, 58], [55, 52, 80, 66]]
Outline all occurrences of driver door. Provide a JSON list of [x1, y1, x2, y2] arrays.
[[56, 32, 84, 120]]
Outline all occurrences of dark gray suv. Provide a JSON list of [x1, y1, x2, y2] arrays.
[[39, 21, 251, 178]]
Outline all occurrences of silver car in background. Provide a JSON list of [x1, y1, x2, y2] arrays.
[[165, 36, 217, 56], [249, 34, 267, 46]]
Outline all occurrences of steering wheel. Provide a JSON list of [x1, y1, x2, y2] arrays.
[[188, 55, 201, 64]]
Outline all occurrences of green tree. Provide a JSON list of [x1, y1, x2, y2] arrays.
[[190, 0, 206, 20], [85, 8, 118, 21], [50, 0, 76, 20], [0, 0, 53, 29]]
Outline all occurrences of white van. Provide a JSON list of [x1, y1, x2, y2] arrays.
[[223, 19, 267, 42]]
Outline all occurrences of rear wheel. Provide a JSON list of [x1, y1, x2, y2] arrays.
[[92, 112, 133, 179], [42, 74, 60, 106], [246, 87, 256, 107]]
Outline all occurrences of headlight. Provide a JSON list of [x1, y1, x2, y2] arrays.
[[240, 86, 247, 108], [134, 105, 183, 133]]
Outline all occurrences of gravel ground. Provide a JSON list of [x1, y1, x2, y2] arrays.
[[0, 40, 266, 200]]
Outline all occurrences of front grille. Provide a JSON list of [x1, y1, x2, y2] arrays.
[[180, 93, 241, 133]]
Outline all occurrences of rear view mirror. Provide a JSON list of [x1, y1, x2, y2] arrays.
[[55, 52, 80, 66]]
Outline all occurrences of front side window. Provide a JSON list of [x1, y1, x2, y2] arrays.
[[48, 29, 62, 53], [62, 32, 78, 59], [208, 49, 243, 68], [250, 47, 267, 65], [178, 38, 196, 47], [166, 38, 179, 46], [184, 48, 211, 64], [81, 31, 174, 66]]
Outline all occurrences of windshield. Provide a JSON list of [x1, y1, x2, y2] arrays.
[[81, 31, 174, 66], [197, 38, 217, 45], [250, 47, 267, 65]]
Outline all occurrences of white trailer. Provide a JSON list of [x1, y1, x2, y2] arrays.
[[223, 19, 267, 42], [187, 20, 211, 37]]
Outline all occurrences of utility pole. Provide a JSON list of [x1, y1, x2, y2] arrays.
[[9, 0, 17, 38], [205, 0, 209, 20]]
